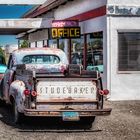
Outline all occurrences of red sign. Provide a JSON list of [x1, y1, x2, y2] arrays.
[[52, 20, 79, 27]]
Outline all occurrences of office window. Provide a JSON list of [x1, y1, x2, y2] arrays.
[[118, 32, 140, 71], [49, 39, 57, 48], [59, 39, 65, 51], [86, 32, 103, 72], [71, 36, 84, 65]]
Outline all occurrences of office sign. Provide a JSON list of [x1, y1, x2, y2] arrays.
[[50, 27, 81, 39]]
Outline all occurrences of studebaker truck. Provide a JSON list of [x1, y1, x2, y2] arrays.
[[0, 48, 111, 127]]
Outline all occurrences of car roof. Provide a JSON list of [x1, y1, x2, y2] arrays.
[[13, 47, 63, 53], [12, 47, 68, 65]]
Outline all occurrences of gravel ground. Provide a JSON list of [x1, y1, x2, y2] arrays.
[[0, 101, 139, 140]]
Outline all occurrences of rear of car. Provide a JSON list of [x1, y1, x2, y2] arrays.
[[24, 75, 111, 120], [10, 48, 111, 125]]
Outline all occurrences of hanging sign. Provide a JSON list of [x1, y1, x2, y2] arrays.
[[50, 20, 81, 39], [50, 27, 81, 39]]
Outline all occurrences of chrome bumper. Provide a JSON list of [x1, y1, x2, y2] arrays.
[[24, 108, 112, 117]]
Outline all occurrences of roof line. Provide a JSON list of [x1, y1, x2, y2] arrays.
[[22, 5, 40, 18], [24, 0, 68, 18]]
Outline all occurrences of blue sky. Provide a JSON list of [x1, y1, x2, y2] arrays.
[[0, 5, 33, 46]]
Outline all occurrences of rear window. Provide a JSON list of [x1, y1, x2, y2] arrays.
[[22, 55, 60, 64]]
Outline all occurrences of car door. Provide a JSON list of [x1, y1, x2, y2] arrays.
[[3, 54, 15, 102]]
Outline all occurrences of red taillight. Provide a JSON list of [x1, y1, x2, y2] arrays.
[[24, 89, 30, 96], [99, 89, 109, 96], [103, 89, 109, 95], [31, 91, 37, 97]]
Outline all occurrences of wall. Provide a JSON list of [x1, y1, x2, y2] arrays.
[[54, 0, 106, 20], [107, 0, 140, 6], [107, 16, 140, 100], [28, 29, 48, 43]]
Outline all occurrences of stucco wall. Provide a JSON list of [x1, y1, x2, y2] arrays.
[[107, 16, 140, 100]]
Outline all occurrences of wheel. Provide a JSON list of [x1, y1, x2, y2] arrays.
[[13, 101, 24, 124], [80, 117, 96, 129]]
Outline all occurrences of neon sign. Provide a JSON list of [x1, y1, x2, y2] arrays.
[[50, 27, 81, 39]]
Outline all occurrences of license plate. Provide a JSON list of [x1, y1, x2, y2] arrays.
[[62, 112, 79, 121]]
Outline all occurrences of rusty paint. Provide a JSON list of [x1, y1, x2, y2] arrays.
[[12, 48, 68, 67], [3, 47, 111, 119], [36, 103, 97, 111], [24, 108, 112, 117], [36, 99, 98, 103]]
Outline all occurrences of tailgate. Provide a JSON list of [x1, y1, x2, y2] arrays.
[[36, 78, 97, 102]]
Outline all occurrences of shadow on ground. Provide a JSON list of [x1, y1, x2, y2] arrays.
[[0, 103, 101, 132]]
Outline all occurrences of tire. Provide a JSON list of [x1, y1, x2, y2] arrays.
[[80, 117, 96, 129], [13, 101, 24, 124]]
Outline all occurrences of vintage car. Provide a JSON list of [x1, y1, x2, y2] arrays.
[[0, 48, 111, 127], [0, 55, 7, 82]]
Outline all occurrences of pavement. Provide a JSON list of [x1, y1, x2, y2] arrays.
[[0, 101, 139, 140]]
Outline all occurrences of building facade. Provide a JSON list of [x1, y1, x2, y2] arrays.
[[19, 0, 140, 100]]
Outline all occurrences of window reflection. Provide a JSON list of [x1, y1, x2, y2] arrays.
[[118, 32, 140, 71], [71, 35, 84, 65], [23, 55, 60, 64], [86, 32, 103, 72]]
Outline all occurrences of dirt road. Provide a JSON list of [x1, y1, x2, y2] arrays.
[[0, 101, 139, 140]]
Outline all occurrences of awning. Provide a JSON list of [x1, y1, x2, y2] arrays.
[[0, 18, 53, 35]]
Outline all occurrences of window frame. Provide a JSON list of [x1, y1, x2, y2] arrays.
[[117, 30, 140, 74], [22, 54, 61, 64], [7, 54, 14, 69]]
